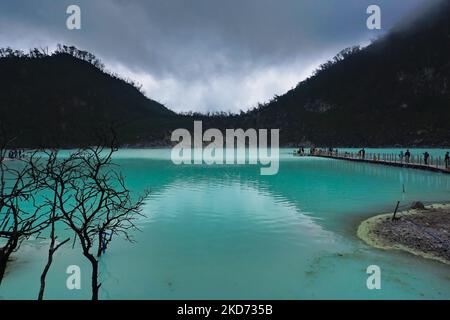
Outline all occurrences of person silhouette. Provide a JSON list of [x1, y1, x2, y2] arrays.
[[405, 149, 411, 163], [359, 148, 366, 159], [445, 152, 450, 169], [423, 152, 430, 165]]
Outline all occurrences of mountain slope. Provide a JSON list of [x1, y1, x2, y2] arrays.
[[0, 50, 177, 147], [238, 0, 450, 147]]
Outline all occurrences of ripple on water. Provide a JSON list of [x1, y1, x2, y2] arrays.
[[2, 149, 450, 299]]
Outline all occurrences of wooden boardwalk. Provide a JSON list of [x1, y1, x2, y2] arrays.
[[299, 151, 450, 175]]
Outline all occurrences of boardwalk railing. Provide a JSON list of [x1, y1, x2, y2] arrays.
[[305, 150, 450, 174]]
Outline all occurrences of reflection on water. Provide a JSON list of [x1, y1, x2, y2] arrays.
[[1, 149, 450, 300]]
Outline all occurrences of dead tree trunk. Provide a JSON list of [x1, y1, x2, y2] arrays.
[[38, 245, 54, 300], [84, 252, 101, 300], [0, 236, 18, 285], [0, 250, 7, 285], [38, 220, 69, 300]]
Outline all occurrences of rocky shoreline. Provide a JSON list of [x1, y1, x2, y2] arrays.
[[357, 203, 450, 265]]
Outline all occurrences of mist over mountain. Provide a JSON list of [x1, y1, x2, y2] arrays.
[[0, 1, 449, 147], [231, 0, 450, 147]]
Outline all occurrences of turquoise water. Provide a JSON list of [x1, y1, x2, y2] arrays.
[[1, 148, 450, 300]]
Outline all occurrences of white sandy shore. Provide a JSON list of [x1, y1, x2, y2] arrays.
[[357, 203, 450, 265]]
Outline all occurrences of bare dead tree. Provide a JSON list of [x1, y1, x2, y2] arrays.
[[0, 136, 50, 285], [52, 139, 148, 300], [33, 150, 71, 300], [37, 215, 70, 300], [1, 125, 147, 299], [0, 138, 71, 296]]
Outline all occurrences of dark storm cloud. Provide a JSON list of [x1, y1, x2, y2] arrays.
[[0, 0, 434, 112]]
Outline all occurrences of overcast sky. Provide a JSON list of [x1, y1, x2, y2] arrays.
[[0, 0, 435, 113]]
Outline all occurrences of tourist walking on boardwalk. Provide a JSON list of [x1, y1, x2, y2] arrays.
[[445, 152, 450, 169], [423, 152, 430, 165], [359, 148, 366, 159], [405, 149, 411, 163]]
